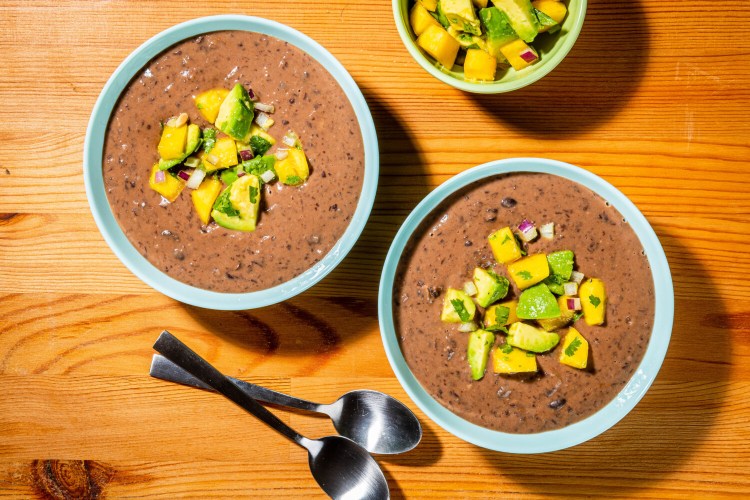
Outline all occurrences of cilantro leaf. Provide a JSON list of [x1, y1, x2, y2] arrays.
[[242, 155, 276, 180], [249, 135, 272, 156], [286, 175, 303, 185], [501, 234, 511, 244], [516, 270, 532, 281], [589, 295, 601, 308], [501, 344, 513, 354], [565, 337, 583, 357], [571, 311, 584, 322], [202, 128, 217, 153], [248, 185, 259, 204], [451, 299, 471, 322], [212, 190, 239, 217]]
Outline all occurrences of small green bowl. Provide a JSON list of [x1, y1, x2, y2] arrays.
[[393, 1, 587, 93]]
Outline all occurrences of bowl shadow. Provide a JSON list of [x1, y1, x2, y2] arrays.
[[470, 1, 650, 138], [476, 227, 730, 495]]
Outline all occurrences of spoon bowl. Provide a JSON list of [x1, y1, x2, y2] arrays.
[[325, 390, 422, 455]]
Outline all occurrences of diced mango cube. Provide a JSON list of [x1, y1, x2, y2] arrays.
[[190, 177, 223, 225], [500, 38, 538, 71], [417, 25, 460, 69], [488, 227, 522, 264], [148, 163, 184, 202], [276, 148, 309, 186], [537, 295, 577, 331], [410, 3, 440, 36], [157, 124, 188, 160], [194, 88, 230, 124], [500, 300, 519, 324], [464, 49, 497, 81], [559, 327, 589, 369], [493, 345, 537, 374], [202, 137, 239, 172], [507, 253, 550, 290], [532, 0, 567, 24], [579, 278, 607, 325], [418, 0, 438, 11], [483, 303, 509, 331]]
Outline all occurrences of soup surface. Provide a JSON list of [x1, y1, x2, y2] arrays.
[[103, 31, 364, 292], [393, 173, 655, 433]]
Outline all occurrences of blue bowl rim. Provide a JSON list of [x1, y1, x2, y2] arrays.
[[83, 15, 379, 310], [378, 157, 674, 453], [391, 0, 588, 94]]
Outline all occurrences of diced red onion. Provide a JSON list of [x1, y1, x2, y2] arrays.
[[463, 281, 478, 297], [520, 48, 538, 63], [206, 154, 219, 165], [567, 297, 582, 311], [254, 102, 275, 113], [517, 219, 538, 242], [563, 282, 578, 296], [237, 171, 246, 177], [254, 111, 273, 130], [186, 168, 206, 189], [239, 149, 254, 161], [184, 156, 201, 169], [570, 271, 585, 284], [275, 148, 289, 160], [177, 169, 192, 181], [247, 87, 256, 100], [260, 170, 276, 183], [540, 222, 554, 239], [154, 170, 166, 184], [458, 321, 478, 333]]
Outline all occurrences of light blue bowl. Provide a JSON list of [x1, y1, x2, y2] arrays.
[[378, 158, 674, 453], [84, 15, 378, 310]]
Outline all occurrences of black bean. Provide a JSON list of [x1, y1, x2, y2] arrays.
[[549, 398, 567, 410], [501, 197, 517, 208]]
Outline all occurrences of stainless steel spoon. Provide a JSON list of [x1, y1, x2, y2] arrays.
[[153, 331, 390, 500], [150, 353, 422, 455]]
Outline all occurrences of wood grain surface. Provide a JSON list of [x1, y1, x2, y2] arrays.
[[1, 0, 749, 498]]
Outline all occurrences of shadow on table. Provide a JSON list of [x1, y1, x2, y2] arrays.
[[470, 1, 649, 138], [477, 230, 730, 494], [182, 85, 430, 356]]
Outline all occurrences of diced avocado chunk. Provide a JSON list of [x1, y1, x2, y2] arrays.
[[537, 295, 577, 331], [185, 124, 202, 156], [479, 7, 518, 59], [507, 321, 559, 353], [534, 8, 560, 33], [467, 329, 495, 380], [547, 250, 574, 280], [210, 174, 261, 232], [543, 274, 565, 295], [249, 135, 273, 156], [559, 327, 589, 369], [441, 0, 481, 35], [215, 83, 255, 142], [433, 0, 452, 28], [441, 288, 476, 323], [493, 344, 537, 374], [220, 166, 240, 186], [472, 267, 509, 308], [492, 0, 540, 43], [483, 304, 509, 331], [517, 283, 561, 319]]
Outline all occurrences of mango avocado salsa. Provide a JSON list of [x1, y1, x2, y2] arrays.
[[148, 83, 311, 232], [440, 219, 608, 380], [410, 0, 568, 81]]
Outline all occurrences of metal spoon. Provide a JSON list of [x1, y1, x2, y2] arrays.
[[153, 331, 390, 500], [150, 354, 422, 455]]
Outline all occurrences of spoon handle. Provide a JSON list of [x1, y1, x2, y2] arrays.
[[150, 354, 320, 412], [153, 331, 308, 448]]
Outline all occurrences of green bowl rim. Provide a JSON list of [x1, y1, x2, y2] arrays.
[[83, 15, 379, 310], [378, 158, 674, 453], [392, 0, 588, 93]]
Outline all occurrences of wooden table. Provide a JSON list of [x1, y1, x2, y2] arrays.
[[1, 1, 749, 498]]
